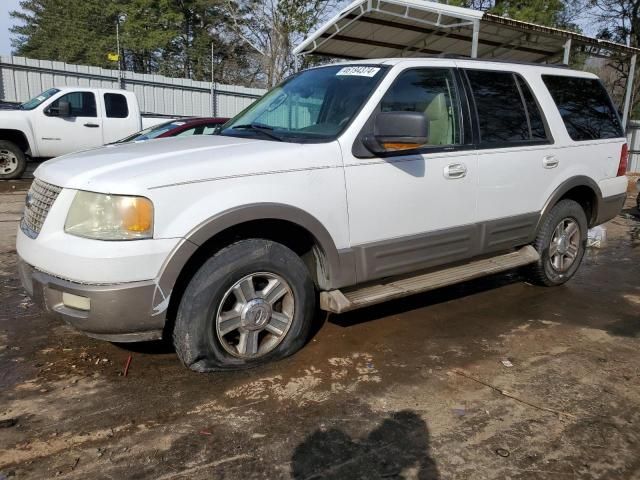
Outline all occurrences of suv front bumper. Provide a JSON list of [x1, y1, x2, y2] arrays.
[[18, 257, 166, 342]]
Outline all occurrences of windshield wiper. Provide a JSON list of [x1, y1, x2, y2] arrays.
[[231, 123, 284, 142]]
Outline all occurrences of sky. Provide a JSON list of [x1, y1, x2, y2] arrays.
[[0, 0, 21, 56]]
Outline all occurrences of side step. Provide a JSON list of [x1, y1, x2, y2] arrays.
[[320, 246, 540, 314]]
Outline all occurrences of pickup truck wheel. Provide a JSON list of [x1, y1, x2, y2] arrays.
[[526, 199, 587, 286], [173, 239, 315, 372], [0, 141, 27, 180]]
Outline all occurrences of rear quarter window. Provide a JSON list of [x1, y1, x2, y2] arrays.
[[542, 75, 624, 141], [104, 93, 129, 119]]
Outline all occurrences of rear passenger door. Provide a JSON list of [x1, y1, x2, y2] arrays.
[[102, 92, 137, 144], [464, 68, 554, 253]]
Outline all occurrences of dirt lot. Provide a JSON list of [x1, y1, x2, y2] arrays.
[[1, 179, 640, 480]]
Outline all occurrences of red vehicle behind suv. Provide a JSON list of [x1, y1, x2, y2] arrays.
[[114, 117, 229, 144]]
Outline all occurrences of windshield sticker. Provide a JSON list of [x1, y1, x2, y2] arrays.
[[36, 96, 46, 101], [336, 66, 380, 77]]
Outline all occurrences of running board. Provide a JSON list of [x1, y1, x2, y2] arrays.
[[320, 246, 540, 314]]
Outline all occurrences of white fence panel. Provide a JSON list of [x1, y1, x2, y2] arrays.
[[628, 121, 640, 173], [0, 55, 266, 118]]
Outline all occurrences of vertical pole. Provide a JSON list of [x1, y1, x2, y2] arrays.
[[562, 38, 572, 65], [116, 18, 123, 89], [622, 53, 637, 130], [471, 20, 480, 58], [211, 42, 217, 117]]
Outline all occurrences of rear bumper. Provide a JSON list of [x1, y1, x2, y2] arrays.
[[595, 193, 626, 226], [18, 257, 165, 342]]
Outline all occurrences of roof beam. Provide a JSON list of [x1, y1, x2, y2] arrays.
[[318, 32, 441, 55], [344, 14, 557, 57]]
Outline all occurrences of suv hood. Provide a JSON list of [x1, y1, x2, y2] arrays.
[[35, 135, 334, 194]]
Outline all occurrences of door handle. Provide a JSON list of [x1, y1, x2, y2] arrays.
[[444, 163, 467, 179], [543, 155, 559, 168], [84, 123, 100, 128]]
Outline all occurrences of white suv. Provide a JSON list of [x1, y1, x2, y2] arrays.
[[17, 59, 628, 372]]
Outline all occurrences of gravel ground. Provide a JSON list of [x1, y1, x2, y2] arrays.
[[1, 180, 640, 480]]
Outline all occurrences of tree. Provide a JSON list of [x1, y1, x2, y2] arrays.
[[11, 0, 120, 68], [10, 0, 254, 84], [588, 0, 640, 116], [226, 0, 347, 87]]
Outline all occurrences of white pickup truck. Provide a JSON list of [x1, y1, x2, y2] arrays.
[[0, 87, 168, 179]]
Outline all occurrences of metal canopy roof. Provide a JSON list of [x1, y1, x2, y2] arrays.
[[294, 0, 640, 62], [294, 0, 639, 128]]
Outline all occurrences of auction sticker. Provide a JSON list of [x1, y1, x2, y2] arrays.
[[336, 66, 380, 77]]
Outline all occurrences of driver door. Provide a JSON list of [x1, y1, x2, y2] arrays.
[[342, 66, 479, 283], [37, 91, 103, 157]]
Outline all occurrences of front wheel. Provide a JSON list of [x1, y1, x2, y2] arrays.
[[526, 199, 588, 286], [173, 239, 316, 372], [0, 141, 27, 180]]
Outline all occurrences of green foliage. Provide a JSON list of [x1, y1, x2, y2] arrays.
[[11, 0, 119, 67], [10, 0, 253, 83]]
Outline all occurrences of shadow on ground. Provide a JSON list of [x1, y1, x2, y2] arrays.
[[291, 410, 440, 480]]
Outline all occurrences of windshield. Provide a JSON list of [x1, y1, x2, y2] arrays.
[[20, 88, 61, 110], [221, 65, 388, 142], [115, 120, 188, 143]]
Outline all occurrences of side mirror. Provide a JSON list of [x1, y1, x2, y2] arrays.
[[57, 100, 71, 117], [364, 111, 429, 154]]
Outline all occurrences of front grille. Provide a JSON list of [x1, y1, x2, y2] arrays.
[[21, 178, 62, 238]]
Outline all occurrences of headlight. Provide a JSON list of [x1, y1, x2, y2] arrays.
[[65, 191, 154, 240]]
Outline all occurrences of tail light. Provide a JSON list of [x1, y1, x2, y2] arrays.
[[617, 143, 629, 176]]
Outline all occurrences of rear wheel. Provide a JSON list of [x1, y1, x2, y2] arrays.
[[526, 199, 588, 286], [0, 141, 27, 180], [173, 239, 316, 372]]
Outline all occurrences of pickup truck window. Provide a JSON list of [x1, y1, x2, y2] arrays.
[[48, 92, 97, 117], [20, 88, 60, 110], [104, 93, 129, 118], [221, 65, 388, 142], [380, 68, 461, 146]]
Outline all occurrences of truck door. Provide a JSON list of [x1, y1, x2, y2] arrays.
[[341, 66, 479, 283], [102, 92, 138, 144], [37, 91, 103, 157]]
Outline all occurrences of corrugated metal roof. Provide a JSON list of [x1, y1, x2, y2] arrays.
[[294, 0, 639, 62]]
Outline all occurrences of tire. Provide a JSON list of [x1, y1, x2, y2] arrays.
[[0, 141, 27, 180], [526, 199, 588, 286], [173, 239, 316, 372]]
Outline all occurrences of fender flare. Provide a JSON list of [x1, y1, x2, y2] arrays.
[[537, 176, 602, 231], [157, 203, 356, 301]]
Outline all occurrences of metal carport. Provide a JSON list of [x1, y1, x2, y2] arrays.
[[294, 0, 639, 128]]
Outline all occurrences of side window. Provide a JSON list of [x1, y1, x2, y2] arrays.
[[104, 93, 129, 118], [380, 68, 461, 146], [516, 77, 548, 140], [175, 126, 205, 137], [466, 70, 547, 145], [542, 75, 624, 141], [49, 92, 97, 117], [203, 124, 221, 135]]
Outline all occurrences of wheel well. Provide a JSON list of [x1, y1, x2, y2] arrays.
[[558, 185, 597, 226], [0, 130, 30, 155], [164, 219, 326, 334]]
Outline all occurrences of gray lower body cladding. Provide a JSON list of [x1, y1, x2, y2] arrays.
[[17, 257, 164, 342]]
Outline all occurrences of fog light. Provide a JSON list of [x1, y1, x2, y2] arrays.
[[62, 292, 91, 311]]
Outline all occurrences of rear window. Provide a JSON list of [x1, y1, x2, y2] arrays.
[[542, 75, 624, 141], [104, 93, 129, 118], [466, 70, 549, 146]]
